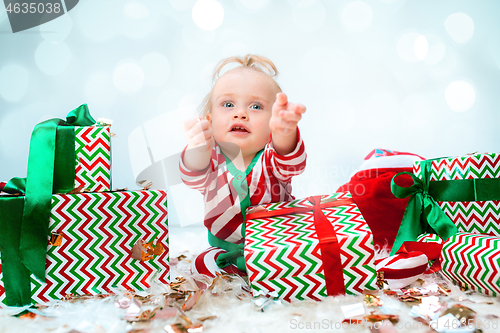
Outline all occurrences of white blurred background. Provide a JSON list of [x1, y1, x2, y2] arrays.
[[1, 0, 499, 229]]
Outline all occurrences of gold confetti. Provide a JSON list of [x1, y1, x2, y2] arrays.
[[364, 312, 399, 325], [49, 232, 63, 246], [442, 304, 476, 326], [364, 294, 383, 307]]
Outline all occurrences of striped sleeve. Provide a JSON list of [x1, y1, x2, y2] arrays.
[[266, 127, 307, 183], [179, 145, 212, 194]]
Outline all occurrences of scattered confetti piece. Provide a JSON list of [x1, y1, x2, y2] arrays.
[[364, 294, 383, 307]]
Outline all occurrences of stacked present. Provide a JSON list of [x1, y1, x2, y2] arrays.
[[413, 152, 500, 236], [0, 105, 169, 306], [377, 152, 500, 296], [244, 191, 378, 302]]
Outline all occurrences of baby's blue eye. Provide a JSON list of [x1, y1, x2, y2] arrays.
[[251, 104, 262, 110], [223, 102, 234, 108]]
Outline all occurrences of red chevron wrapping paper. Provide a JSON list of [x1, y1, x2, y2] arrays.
[[0, 190, 168, 304], [74, 125, 111, 192], [441, 233, 500, 296], [244, 191, 377, 302], [414, 153, 500, 236]]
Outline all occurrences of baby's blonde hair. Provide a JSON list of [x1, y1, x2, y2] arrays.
[[198, 54, 282, 117]]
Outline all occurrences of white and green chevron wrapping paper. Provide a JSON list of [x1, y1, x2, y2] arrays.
[[414, 153, 500, 236], [0, 189, 168, 304], [440, 233, 500, 296], [74, 125, 111, 192], [416, 233, 443, 244], [244, 191, 377, 302]]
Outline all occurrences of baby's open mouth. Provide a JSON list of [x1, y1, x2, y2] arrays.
[[230, 125, 249, 133]]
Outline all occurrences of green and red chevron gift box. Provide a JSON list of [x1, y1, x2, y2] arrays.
[[381, 233, 500, 296], [0, 189, 169, 304], [440, 233, 500, 296], [414, 152, 500, 235], [74, 125, 111, 192], [244, 191, 378, 302]]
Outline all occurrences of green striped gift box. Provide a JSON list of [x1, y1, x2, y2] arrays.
[[0, 190, 169, 304]]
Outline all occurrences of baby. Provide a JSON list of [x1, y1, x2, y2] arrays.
[[180, 54, 307, 277]]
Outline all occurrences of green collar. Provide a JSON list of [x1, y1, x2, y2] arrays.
[[221, 147, 264, 235], [222, 148, 263, 176]]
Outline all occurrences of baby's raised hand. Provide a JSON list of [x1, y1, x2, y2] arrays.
[[183, 116, 214, 150], [269, 92, 306, 137]]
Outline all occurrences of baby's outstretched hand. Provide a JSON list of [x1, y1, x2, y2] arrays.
[[269, 92, 306, 137], [183, 116, 214, 150]]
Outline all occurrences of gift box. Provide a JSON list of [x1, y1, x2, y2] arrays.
[[414, 153, 500, 236], [244, 191, 377, 302], [440, 233, 500, 296], [0, 190, 169, 305], [73, 125, 112, 192], [390, 152, 500, 255]]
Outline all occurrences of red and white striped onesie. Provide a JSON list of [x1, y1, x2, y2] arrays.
[[179, 130, 307, 277]]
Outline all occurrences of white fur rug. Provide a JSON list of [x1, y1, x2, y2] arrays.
[[1, 226, 500, 333]]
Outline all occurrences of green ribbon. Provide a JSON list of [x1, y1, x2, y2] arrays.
[[0, 196, 32, 306], [390, 160, 459, 255], [208, 232, 246, 271], [0, 104, 95, 306], [209, 148, 263, 271]]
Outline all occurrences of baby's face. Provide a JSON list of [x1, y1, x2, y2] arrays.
[[208, 68, 278, 158]]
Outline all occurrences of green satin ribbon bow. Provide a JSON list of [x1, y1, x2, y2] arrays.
[[0, 104, 95, 306], [208, 148, 263, 271], [390, 160, 458, 256]]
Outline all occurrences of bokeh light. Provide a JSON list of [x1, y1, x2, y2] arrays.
[[414, 35, 428, 60], [444, 12, 474, 44], [140, 53, 171, 87], [341, 1, 373, 32], [397, 32, 422, 63], [0, 64, 29, 102], [445, 80, 476, 112], [290, 0, 326, 32], [192, 0, 224, 30], [424, 34, 446, 65], [113, 62, 145, 93], [34, 41, 72, 76], [84, 72, 117, 107]]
